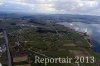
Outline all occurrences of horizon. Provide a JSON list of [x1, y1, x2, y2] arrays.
[[1, 11, 100, 17]]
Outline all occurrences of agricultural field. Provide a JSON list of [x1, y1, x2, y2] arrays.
[[1, 26, 97, 66]]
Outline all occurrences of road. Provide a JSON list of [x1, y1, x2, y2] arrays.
[[3, 30, 13, 66]]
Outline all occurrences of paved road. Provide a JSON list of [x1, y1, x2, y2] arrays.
[[3, 30, 12, 66]]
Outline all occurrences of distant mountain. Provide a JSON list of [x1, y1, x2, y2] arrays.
[[0, 12, 100, 24], [0, 12, 33, 19]]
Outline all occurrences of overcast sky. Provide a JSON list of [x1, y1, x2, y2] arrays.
[[0, 0, 100, 15]]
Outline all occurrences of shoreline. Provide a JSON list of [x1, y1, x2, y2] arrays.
[[71, 28, 94, 48], [56, 23, 94, 48]]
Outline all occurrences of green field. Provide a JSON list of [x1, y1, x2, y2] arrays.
[[2, 27, 97, 66]]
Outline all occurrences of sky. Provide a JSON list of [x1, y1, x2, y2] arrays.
[[0, 0, 100, 15]]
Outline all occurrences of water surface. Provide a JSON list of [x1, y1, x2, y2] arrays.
[[57, 22, 100, 53]]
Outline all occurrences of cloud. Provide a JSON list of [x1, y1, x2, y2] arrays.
[[0, 0, 100, 15], [51, 0, 99, 14], [0, 0, 4, 5]]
